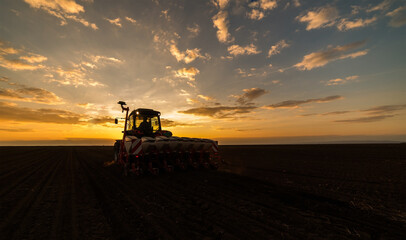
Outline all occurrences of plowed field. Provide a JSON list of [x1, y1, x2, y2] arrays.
[[0, 145, 405, 239]]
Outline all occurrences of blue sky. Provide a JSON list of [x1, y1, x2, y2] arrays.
[[0, 0, 405, 144]]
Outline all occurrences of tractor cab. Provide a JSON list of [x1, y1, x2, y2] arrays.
[[127, 108, 161, 136]]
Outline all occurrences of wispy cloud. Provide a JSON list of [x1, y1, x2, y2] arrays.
[[0, 101, 84, 124], [301, 104, 406, 123], [297, 5, 339, 30], [366, 0, 392, 13], [179, 105, 257, 118], [125, 16, 136, 24], [0, 86, 63, 104], [337, 17, 378, 31], [324, 75, 359, 86], [187, 23, 200, 38], [105, 17, 122, 27], [268, 40, 290, 57], [361, 104, 406, 115], [0, 101, 115, 125], [227, 44, 261, 56], [23, 0, 98, 29], [46, 54, 122, 87], [0, 128, 33, 132], [335, 115, 395, 123], [264, 95, 342, 109], [161, 118, 195, 127], [197, 95, 214, 101], [0, 41, 47, 71], [169, 44, 208, 64], [174, 67, 200, 81], [386, 6, 406, 27], [233, 88, 268, 105], [295, 41, 368, 70], [0, 56, 45, 71], [19, 54, 48, 63]]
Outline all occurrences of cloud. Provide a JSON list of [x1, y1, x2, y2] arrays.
[[161, 118, 195, 127], [161, 9, 171, 21], [187, 23, 200, 37], [77, 103, 94, 109], [366, 0, 392, 13], [0, 101, 84, 124], [89, 55, 122, 64], [23, 0, 97, 29], [325, 75, 359, 86], [198, 95, 214, 101], [247, 0, 277, 20], [0, 128, 33, 132], [361, 104, 406, 115], [179, 105, 257, 118], [335, 115, 395, 123], [234, 88, 268, 105], [0, 56, 45, 71], [24, 0, 84, 14], [297, 6, 339, 30], [264, 95, 342, 109], [227, 44, 261, 56], [125, 16, 136, 24], [386, 6, 406, 27], [169, 45, 208, 64], [0, 101, 118, 126], [292, 0, 301, 7], [0, 42, 19, 55], [268, 40, 290, 57], [0, 86, 63, 104], [0, 42, 47, 71], [19, 53, 47, 63], [44, 54, 121, 87], [105, 17, 122, 27], [337, 17, 378, 31], [47, 67, 104, 87], [301, 104, 406, 118], [259, 0, 278, 10], [174, 67, 200, 81], [88, 116, 114, 124], [212, 11, 233, 43], [212, 0, 230, 10], [247, 9, 265, 20], [294, 40, 368, 70]]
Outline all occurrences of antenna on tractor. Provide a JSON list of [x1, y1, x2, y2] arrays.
[[117, 101, 129, 113]]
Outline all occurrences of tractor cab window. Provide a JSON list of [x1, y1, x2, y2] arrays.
[[135, 115, 160, 134], [127, 115, 134, 131], [150, 116, 160, 132]]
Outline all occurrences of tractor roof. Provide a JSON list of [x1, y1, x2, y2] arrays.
[[130, 108, 161, 116]]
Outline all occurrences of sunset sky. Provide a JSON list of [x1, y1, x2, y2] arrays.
[[0, 0, 405, 145]]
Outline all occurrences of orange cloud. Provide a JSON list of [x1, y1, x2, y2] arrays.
[[297, 6, 339, 30], [0, 87, 63, 104], [212, 11, 233, 43], [23, 0, 97, 29], [337, 17, 377, 31], [227, 44, 261, 56], [295, 41, 368, 70], [175, 67, 200, 81], [264, 95, 342, 109], [268, 40, 290, 57]]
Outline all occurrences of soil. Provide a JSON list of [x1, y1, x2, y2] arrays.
[[0, 144, 405, 239]]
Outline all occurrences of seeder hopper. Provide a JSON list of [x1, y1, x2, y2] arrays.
[[114, 101, 219, 175]]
